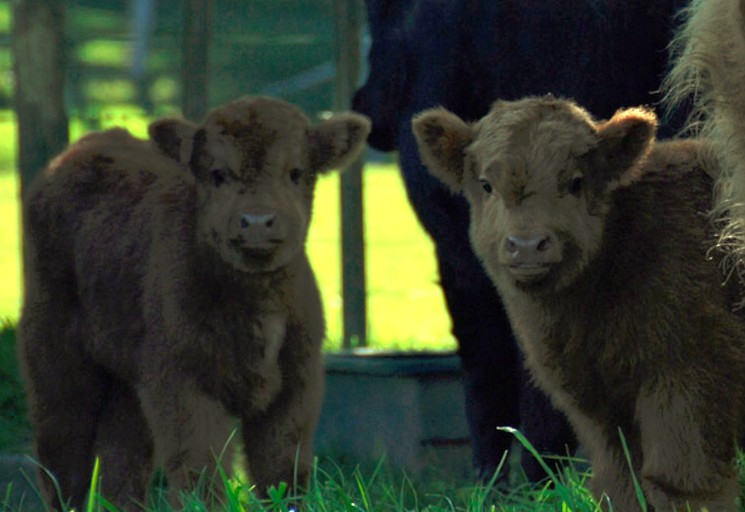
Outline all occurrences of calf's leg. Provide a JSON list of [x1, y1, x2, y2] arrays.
[[241, 355, 324, 497], [93, 381, 154, 510], [138, 376, 237, 507], [568, 413, 641, 512], [636, 376, 740, 512], [19, 297, 106, 511]]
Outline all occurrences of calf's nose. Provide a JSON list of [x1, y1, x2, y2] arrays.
[[506, 235, 552, 256], [240, 213, 276, 230]]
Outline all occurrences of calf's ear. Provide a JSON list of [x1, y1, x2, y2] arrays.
[[412, 108, 473, 193], [148, 118, 199, 165], [588, 108, 657, 190], [308, 113, 372, 173]]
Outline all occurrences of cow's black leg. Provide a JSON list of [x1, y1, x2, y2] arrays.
[[436, 249, 521, 479], [518, 375, 578, 482]]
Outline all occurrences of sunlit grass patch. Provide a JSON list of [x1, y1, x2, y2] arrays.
[[83, 79, 139, 105], [0, 2, 8, 33], [76, 40, 132, 68], [0, 171, 20, 323], [69, 107, 152, 140], [309, 165, 453, 351], [0, 110, 16, 169]]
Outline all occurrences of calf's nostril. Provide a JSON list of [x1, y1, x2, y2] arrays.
[[537, 237, 551, 252], [507, 235, 552, 255], [241, 213, 276, 229]]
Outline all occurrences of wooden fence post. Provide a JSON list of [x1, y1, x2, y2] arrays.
[[182, 0, 213, 121], [333, 0, 367, 348], [12, 0, 69, 193]]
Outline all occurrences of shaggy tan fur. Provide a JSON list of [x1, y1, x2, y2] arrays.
[[665, 0, 745, 304], [413, 96, 745, 511], [18, 96, 370, 510]]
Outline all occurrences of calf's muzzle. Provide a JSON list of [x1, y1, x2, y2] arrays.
[[241, 213, 276, 230], [232, 209, 285, 251], [506, 235, 553, 258]]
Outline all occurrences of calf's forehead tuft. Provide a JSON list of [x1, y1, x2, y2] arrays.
[[206, 96, 310, 141], [470, 97, 597, 172], [194, 97, 312, 176]]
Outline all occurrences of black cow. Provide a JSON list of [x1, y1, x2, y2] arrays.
[[353, 0, 690, 481]]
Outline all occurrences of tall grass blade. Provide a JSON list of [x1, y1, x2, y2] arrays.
[[469, 451, 507, 512], [96, 495, 119, 512], [3, 482, 12, 512], [353, 470, 371, 512], [617, 427, 647, 512], [216, 464, 243, 512], [498, 426, 558, 483], [86, 457, 100, 512], [31, 460, 66, 512], [398, 472, 419, 512]]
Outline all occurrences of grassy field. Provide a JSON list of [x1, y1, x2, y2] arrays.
[[0, 444, 603, 512], [1, 441, 742, 512]]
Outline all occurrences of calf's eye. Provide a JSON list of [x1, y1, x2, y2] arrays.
[[479, 179, 493, 194], [290, 168, 303, 185], [210, 168, 228, 187], [568, 174, 584, 196]]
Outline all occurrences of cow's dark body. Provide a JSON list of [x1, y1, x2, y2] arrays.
[[354, 0, 690, 479]]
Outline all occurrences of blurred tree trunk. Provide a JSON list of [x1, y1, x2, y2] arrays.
[[12, 0, 69, 193], [182, 0, 213, 122]]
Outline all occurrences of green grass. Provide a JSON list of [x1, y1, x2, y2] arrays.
[[0, 172, 20, 327], [0, 437, 600, 512], [3, 433, 743, 511]]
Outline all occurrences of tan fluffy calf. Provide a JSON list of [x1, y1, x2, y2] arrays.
[[413, 96, 745, 511], [19, 96, 370, 510]]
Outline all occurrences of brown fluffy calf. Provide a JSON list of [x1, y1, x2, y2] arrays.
[[19, 96, 370, 510], [413, 96, 745, 511]]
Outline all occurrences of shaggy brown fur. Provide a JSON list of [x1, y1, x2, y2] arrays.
[[413, 96, 745, 511], [665, 0, 745, 305], [18, 96, 370, 510]]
